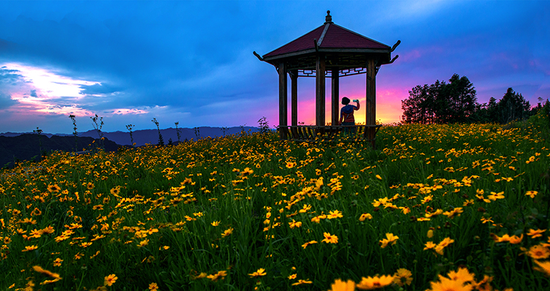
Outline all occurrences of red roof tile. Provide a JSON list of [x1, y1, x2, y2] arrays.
[[264, 22, 390, 58]]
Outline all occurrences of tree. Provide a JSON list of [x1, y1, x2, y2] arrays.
[[445, 74, 477, 123], [402, 84, 429, 124], [401, 74, 477, 124], [496, 88, 531, 124]]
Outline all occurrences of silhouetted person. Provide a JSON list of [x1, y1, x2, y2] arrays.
[[339, 97, 360, 135]]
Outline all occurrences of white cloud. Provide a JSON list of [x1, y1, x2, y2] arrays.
[[0, 62, 101, 116]]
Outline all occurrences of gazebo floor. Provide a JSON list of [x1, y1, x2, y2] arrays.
[[278, 125, 382, 147]]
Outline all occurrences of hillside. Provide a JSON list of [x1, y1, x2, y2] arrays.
[[0, 134, 120, 168], [0, 126, 263, 168]]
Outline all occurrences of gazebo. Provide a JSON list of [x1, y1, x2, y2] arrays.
[[254, 11, 399, 147]]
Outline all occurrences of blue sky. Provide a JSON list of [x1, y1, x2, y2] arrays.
[[0, 0, 548, 134]]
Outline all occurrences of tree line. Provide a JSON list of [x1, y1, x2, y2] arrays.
[[401, 74, 547, 124]]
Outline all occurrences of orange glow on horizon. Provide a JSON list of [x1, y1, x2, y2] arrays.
[[289, 87, 405, 126]]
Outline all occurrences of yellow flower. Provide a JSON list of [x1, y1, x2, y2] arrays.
[[379, 233, 399, 248], [427, 229, 434, 238], [322, 232, 338, 244], [302, 240, 318, 249], [424, 241, 436, 251], [148, 282, 159, 290], [329, 279, 355, 291], [527, 244, 550, 260], [207, 270, 227, 281], [110, 187, 121, 196], [80, 242, 93, 248], [356, 275, 394, 289], [47, 184, 61, 193], [525, 191, 538, 198], [492, 233, 524, 244], [104, 274, 118, 286], [249, 268, 267, 278], [32, 265, 61, 279], [211, 221, 220, 226], [41, 226, 55, 234], [86, 182, 95, 190], [533, 260, 550, 276], [471, 274, 493, 291], [29, 229, 42, 238], [393, 268, 413, 286], [487, 191, 505, 201], [222, 227, 234, 238], [289, 219, 302, 229], [443, 207, 463, 219], [446, 268, 474, 284], [375, 175, 382, 180], [291, 279, 312, 285], [527, 228, 546, 238], [138, 239, 149, 248], [428, 276, 473, 291], [480, 217, 494, 224], [288, 273, 297, 280], [315, 177, 324, 190], [311, 216, 322, 223], [435, 237, 455, 255], [359, 213, 373, 221], [327, 210, 343, 219], [53, 258, 63, 267], [241, 167, 254, 176], [508, 234, 523, 244], [192, 272, 208, 279], [30, 207, 42, 216], [22, 245, 38, 252]]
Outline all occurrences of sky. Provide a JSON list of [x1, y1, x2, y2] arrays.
[[0, 0, 548, 134]]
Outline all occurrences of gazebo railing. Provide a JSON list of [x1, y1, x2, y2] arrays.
[[278, 125, 382, 148]]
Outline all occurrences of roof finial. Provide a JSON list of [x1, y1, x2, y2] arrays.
[[325, 10, 332, 24]]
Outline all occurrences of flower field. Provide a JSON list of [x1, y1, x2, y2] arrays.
[[1, 112, 549, 290]]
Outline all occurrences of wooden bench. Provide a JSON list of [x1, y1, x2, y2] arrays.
[[278, 125, 382, 148]]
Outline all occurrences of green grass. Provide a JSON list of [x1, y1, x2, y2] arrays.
[[1, 111, 550, 290]]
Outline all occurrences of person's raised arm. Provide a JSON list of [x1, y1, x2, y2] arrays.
[[354, 99, 360, 110]]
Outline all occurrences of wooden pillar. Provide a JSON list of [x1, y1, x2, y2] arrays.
[[331, 68, 339, 126], [366, 59, 376, 147], [315, 55, 326, 126], [278, 62, 288, 139], [291, 70, 298, 126]]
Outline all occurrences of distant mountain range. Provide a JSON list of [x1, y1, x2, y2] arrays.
[[1, 126, 261, 146], [0, 126, 261, 168]]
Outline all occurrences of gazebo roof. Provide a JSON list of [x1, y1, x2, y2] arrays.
[[262, 11, 393, 69]]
